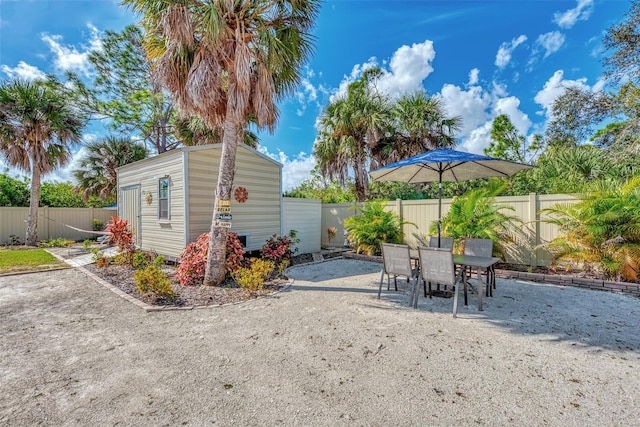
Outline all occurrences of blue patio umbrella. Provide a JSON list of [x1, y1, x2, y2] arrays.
[[369, 148, 534, 247]]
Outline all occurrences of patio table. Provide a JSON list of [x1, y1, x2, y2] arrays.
[[452, 254, 501, 317], [410, 251, 500, 316]]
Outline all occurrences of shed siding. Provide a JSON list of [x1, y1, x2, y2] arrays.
[[187, 146, 281, 251], [118, 151, 186, 257]]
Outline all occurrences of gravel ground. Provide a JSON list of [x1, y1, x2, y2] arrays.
[[1, 258, 639, 426]]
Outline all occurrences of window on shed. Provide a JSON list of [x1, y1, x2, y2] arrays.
[[158, 177, 170, 219]]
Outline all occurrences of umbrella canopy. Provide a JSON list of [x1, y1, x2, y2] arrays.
[[369, 148, 534, 246]]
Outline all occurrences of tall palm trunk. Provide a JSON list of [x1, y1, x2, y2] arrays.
[[25, 167, 41, 246], [353, 153, 369, 202], [204, 116, 240, 285]]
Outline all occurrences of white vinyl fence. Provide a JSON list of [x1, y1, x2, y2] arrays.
[[1, 193, 575, 267], [282, 197, 321, 255], [0, 207, 117, 245], [320, 193, 578, 267]]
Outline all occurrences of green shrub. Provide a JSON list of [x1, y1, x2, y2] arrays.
[[153, 255, 166, 267], [132, 251, 148, 269], [134, 265, 175, 300], [344, 200, 414, 256], [38, 238, 75, 248], [92, 218, 105, 231], [233, 258, 274, 291]]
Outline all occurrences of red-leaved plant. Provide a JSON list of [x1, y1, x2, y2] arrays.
[[175, 232, 247, 286], [105, 216, 135, 254], [261, 230, 299, 265]]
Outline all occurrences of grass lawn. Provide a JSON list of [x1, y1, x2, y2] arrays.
[[0, 248, 67, 274]]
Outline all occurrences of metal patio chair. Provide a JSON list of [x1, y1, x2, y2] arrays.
[[416, 246, 463, 316], [378, 243, 416, 302]]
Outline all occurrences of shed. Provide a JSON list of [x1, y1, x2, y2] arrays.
[[117, 144, 282, 259]]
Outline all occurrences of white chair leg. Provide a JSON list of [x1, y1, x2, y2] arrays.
[[378, 269, 385, 299]]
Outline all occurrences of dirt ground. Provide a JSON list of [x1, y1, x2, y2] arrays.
[[1, 259, 640, 426]]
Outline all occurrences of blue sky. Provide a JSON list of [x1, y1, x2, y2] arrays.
[[0, 0, 630, 190]]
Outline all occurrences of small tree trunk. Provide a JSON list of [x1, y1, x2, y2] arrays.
[[203, 117, 240, 286], [25, 168, 41, 246]]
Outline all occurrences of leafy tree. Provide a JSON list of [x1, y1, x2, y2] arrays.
[[73, 136, 148, 201], [603, 1, 640, 83], [540, 176, 640, 281], [40, 182, 87, 207], [0, 173, 29, 206], [486, 114, 542, 164], [283, 171, 357, 203], [67, 25, 178, 154], [314, 68, 390, 202], [124, 0, 321, 286], [0, 79, 85, 245], [430, 181, 521, 256], [368, 181, 427, 201], [545, 86, 613, 148], [533, 145, 616, 194]]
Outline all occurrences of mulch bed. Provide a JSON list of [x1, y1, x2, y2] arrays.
[[83, 253, 315, 308]]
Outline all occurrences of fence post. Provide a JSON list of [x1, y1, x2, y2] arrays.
[[529, 193, 539, 267], [42, 206, 50, 241]]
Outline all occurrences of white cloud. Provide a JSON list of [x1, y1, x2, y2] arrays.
[[536, 31, 566, 58], [257, 146, 316, 191], [333, 40, 436, 101], [294, 67, 320, 117], [459, 121, 493, 154], [40, 23, 102, 77], [495, 35, 527, 69], [438, 83, 491, 137], [377, 40, 436, 99], [437, 81, 533, 155], [1, 61, 47, 81], [468, 68, 479, 86], [493, 96, 532, 137], [553, 0, 594, 29], [533, 69, 590, 120]]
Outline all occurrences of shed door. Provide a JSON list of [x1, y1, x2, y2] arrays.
[[120, 185, 141, 246]]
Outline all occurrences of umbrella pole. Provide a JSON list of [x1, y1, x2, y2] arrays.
[[437, 171, 442, 248]]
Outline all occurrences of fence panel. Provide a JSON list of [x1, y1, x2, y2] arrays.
[[320, 193, 578, 266], [0, 207, 117, 245], [282, 197, 321, 254], [320, 203, 359, 248]]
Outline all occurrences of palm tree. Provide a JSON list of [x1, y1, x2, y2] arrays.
[[541, 176, 640, 281], [430, 181, 521, 256], [73, 136, 148, 201], [373, 91, 461, 165], [124, 0, 320, 285], [0, 79, 85, 246], [314, 69, 391, 202]]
